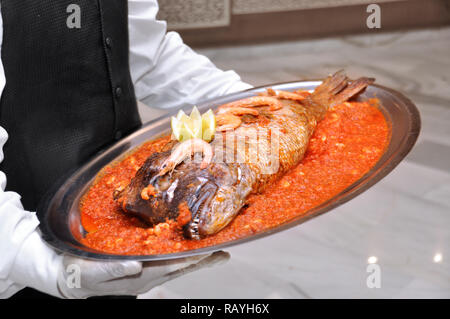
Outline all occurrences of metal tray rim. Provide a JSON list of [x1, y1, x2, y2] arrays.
[[37, 80, 421, 261]]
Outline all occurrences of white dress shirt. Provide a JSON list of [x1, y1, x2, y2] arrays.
[[0, 0, 251, 298]]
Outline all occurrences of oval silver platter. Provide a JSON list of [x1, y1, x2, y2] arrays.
[[37, 80, 421, 261]]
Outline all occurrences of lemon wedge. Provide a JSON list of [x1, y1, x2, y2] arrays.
[[201, 109, 216, 142], [171, 106, 216, 142]]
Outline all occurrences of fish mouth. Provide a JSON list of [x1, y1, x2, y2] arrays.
[[184, 179, 218, 240]]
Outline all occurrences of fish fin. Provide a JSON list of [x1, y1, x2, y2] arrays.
[[306, 70, 349, 113], [330, 77, 375, 107], [313, 70, 348, 97], [308, 71, 374, 112]]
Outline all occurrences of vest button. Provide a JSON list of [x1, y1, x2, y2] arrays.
[[115, 86, 122, 99], [115, 130, 122, 140], [105, 37, 113, 48]]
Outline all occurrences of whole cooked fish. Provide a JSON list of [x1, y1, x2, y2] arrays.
[[114, 71, 373, 239]]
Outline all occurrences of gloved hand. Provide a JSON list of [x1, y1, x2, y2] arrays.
[[57, 251, 229, 299], [7, 226, 229, 299]]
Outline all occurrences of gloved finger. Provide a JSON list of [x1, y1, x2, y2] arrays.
[[141, 253, 208, 268], [98, 261, 143, 281], [140, 250, 229, 270], [163, 251, 230, 281], [96, 251, 230, 295], [138, 251, 230, 290], [62, 255, 142, 283]]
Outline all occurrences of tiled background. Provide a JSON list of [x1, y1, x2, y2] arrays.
[[138, 26, 450, 298]]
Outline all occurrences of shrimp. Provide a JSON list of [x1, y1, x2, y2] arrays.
[[266, 88, 307, 102], [216, 113, 242, 131], [217, 106, 259, 116], [158, 138, 213, 176], [218, 96, 283, 112]]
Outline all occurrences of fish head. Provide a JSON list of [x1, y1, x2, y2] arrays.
[[114, 151, 251, 239], [182, 162, 252, 239]]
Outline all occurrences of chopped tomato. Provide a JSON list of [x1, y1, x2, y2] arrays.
[[80, 100, 389, 255]]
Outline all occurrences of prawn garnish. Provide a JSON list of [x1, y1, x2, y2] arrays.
[[158, 138, 213, 176], [265, 88, 308, 102], [216, 113, 242, 132], [218, 96, 283, 112], [217, 106, 259, 116]]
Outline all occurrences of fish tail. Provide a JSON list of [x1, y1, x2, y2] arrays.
[[313, 69, 348, 98], [307, 70, 374, 118], [330, 76, 375, 108]]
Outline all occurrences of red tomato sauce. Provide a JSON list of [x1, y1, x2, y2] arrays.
[[80, 100, 389, 255]]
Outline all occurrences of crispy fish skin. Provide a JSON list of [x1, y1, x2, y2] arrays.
[[114, 71, 374, 239]]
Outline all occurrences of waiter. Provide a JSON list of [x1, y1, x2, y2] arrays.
[[0, 0, 251, 298]]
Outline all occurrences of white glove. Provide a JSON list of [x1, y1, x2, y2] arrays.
[[57, 251, 229, 299], [7, 226, 229, 299]]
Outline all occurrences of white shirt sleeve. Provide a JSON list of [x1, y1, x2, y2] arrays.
[[0, 7, 63, 298], [0, 0, 252, 298], [128, 0, 252, 109]]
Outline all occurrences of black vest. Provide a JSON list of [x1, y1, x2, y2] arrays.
[[0, 0, 142, 211]]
